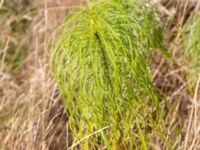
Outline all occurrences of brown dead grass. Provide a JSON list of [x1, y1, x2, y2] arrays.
[[0, 0, 199, 149], [0, 0, 79, 149]]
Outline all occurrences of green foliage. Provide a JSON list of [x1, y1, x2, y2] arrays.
[[51, 0, 168, 149], [0, 41, 27, 70], [0, 0, 34, 33], [0, 0, 35, 70], [182, 11, 200, 88]]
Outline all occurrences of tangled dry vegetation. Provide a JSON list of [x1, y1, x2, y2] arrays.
[[0, 0, 199, 149]]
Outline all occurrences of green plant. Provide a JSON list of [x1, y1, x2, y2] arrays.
[[0, 0, 35, 70], [51, 0, 168, 149], [182, 11, 200, 89], [0, 0, 34, 33]]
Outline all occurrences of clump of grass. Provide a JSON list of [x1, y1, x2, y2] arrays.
[[51, 0, 168, 149], [182, 11, 200, 89]]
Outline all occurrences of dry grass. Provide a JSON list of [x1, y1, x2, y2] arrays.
[[0, 0, 199, 149], [0, 0, 78, 149]]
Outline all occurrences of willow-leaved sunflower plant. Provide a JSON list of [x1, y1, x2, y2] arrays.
[[51, 0, 170, 149]]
